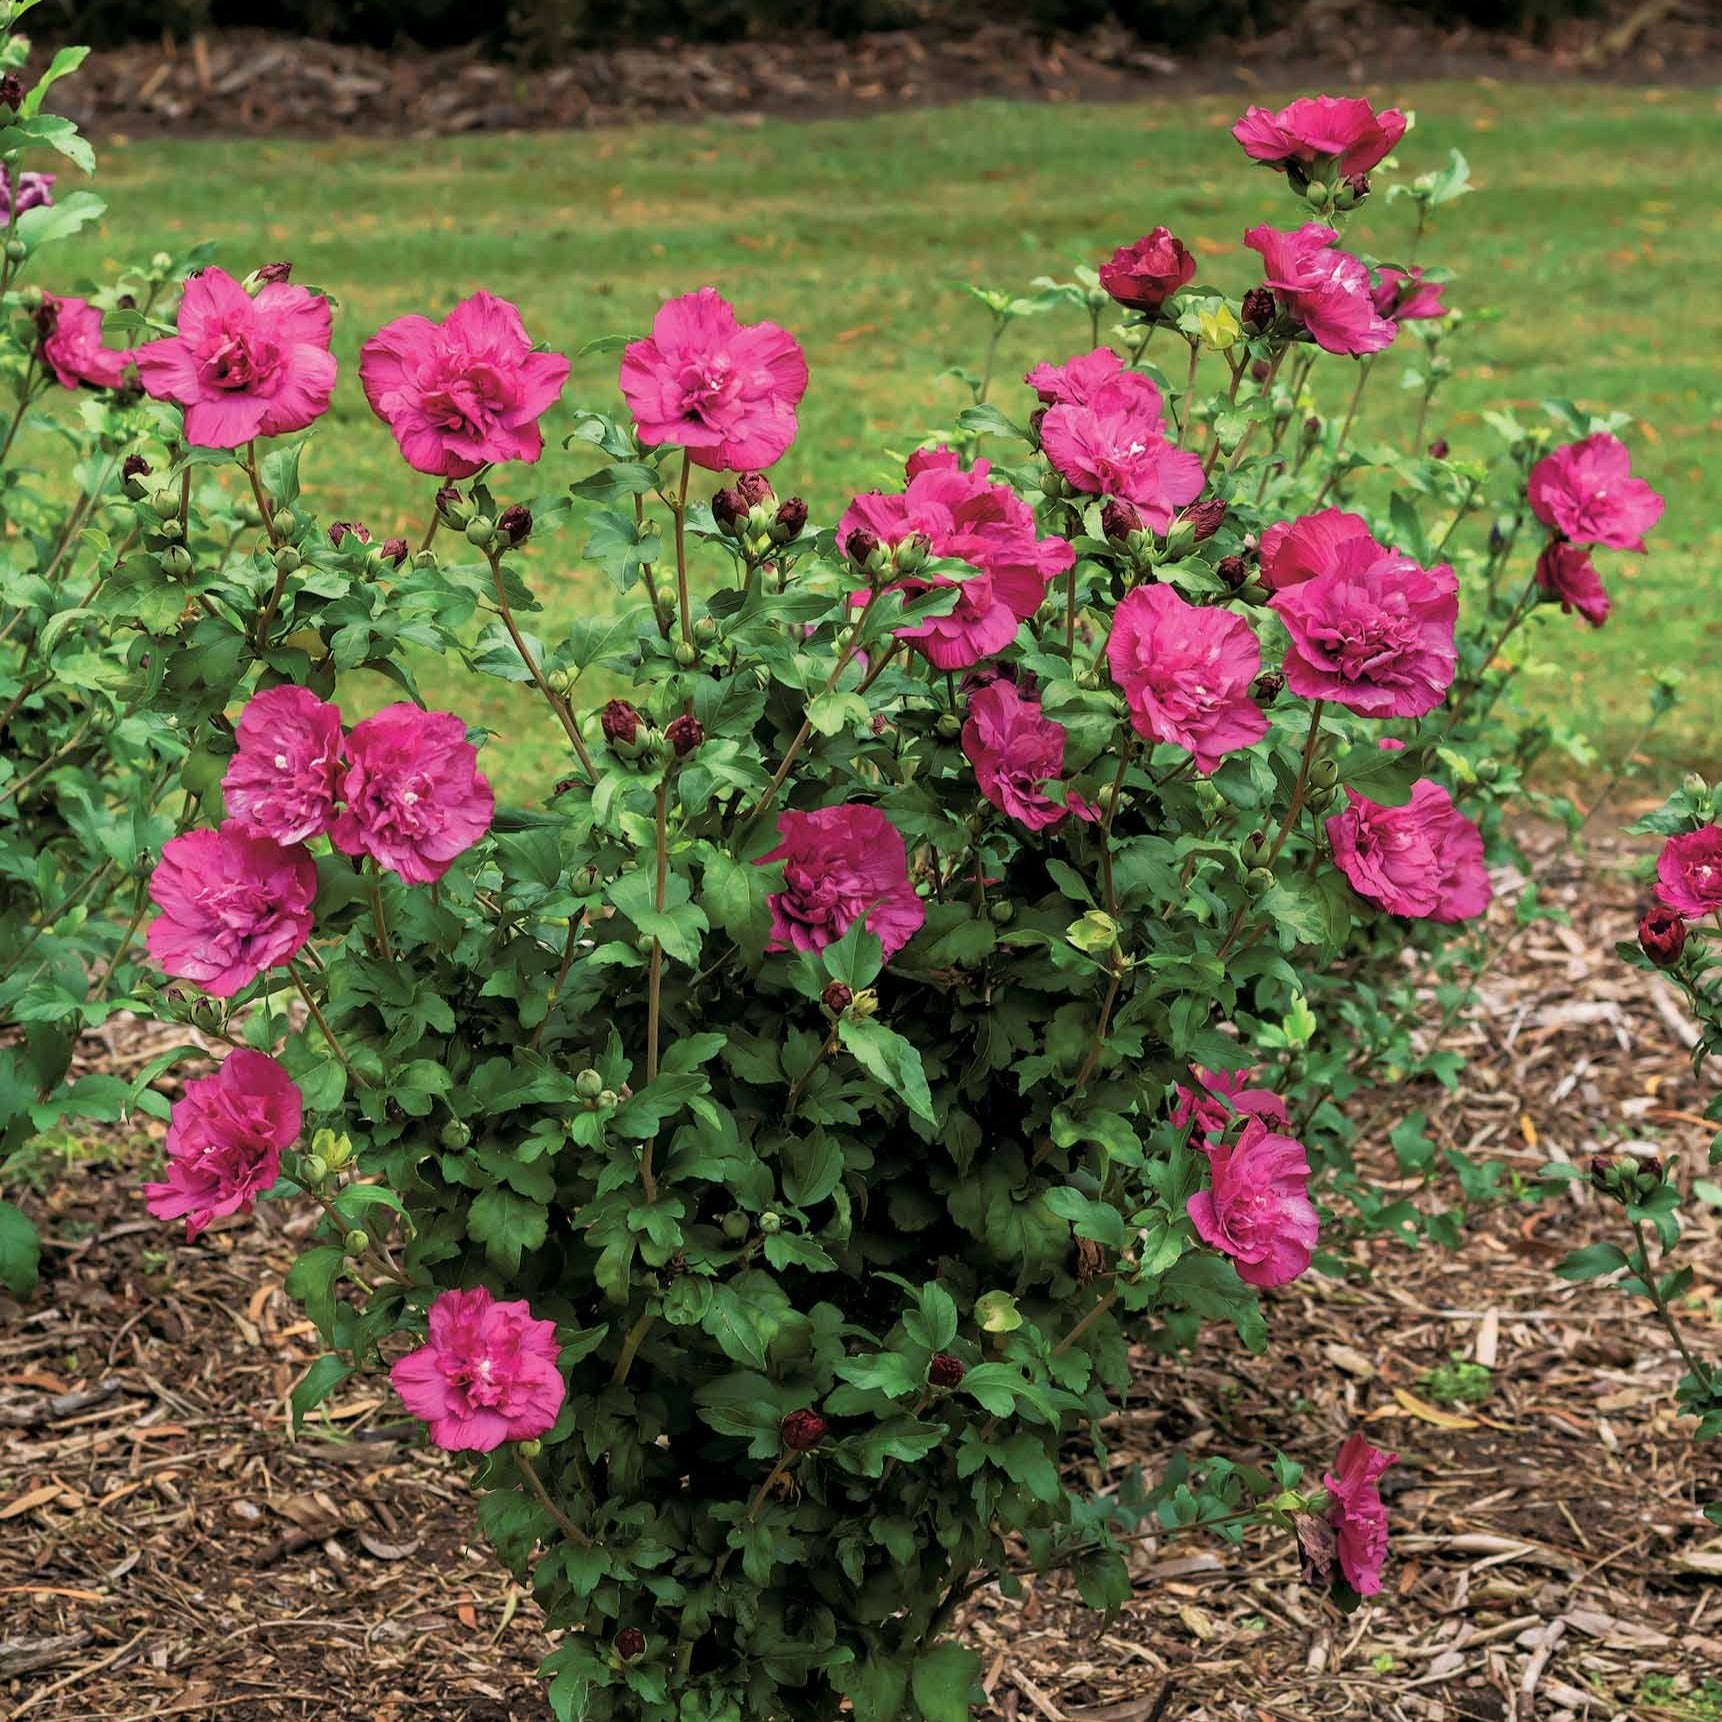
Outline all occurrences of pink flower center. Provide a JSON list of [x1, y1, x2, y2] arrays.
[[678, 356, 737, 423], [421, 362, 510, 436], [447, 1350, 505, 1408], [202, 330, 278, 393]]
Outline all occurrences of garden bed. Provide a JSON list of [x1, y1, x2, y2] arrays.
[[6, 820, 1720, 1722], [51, 1, 1722, 141]]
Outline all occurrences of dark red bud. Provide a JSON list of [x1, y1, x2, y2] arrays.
[[928, 1352, 966, 1388], [780, 1409, 827, 1451], [734, 471, 775, 509], [1216, 554, 1249, 590], [1182, 498, 1227, 543], [1028, 406, 1048, 447], [712, 487, 748, 532], [821, 981, 853, 1015], [498, 503, 533, 546], [1101, 498, 1143, 541], [774, 496, 807, 538], [31, 300, 58, 340], [665, 713, 704, 758], [1638, 906, 1687, 969], [615, 1627, 646, 1661], [253, 262, 293, 286], [1251, 359, 1272, 383], [1252, 669, 1285, 701], [380, 537, 409, 566], [846, 527, 881, 566], [1241, 286, 1278, 332], [1427, 438, 1450, 460], [1346, 173, 1371, 201], [435, 485, 464, 520], [0, 74, 22, 112], [329, 520, 370, 547], [122, 454, 152, 482], [1303, 416, 1323, 440], [601, 699, 643, 747]]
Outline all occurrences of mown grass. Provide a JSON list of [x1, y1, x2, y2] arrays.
[[52, 81, 1721, 797]]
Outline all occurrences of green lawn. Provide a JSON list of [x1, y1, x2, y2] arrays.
[[54, 82, 1721, 797]]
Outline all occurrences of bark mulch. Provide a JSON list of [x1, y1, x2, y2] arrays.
[[3, 820, 1721, 1721], [49, 1, 1722, 143]]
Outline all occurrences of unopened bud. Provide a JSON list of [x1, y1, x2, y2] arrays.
[[301, 1154, 329, 1186], [1102, 498, 1143, 542], [1245, 866, 1276, 896], [780, 1409, 827, 1451], [329, 520, 370, 548], [243, 261, 293, 294], [1241, 286, 1277, 333], [1309, 757, 1339, 790], [0, 73, 22, 112], [845, 526, 882, 568], [122, 454, 153, 496], [672, 640, 699, 669], [1181, 498, 1227, 543], [435, 485, 468, 526], [464, 515, 496, 548], [615, 1627, 646, 1662], [344, 1229, 370, 1258], [1216, 554, 1249, 590], [439, 1118, 472, 1148], [273, 544, 301, 575], [159, 544, 193, 579], [379, 537, 409, 567], [712, 487, 748, 535], [497, 503, 533, 546], [601, 699, 644, 749], [928, 1352, 966, 1388], [1427, 439, 1449, 460], [772, 496, 807, 542], [575, 1069, 605, 1101], [1252, 669, 1284, 701], [666, 713, 704, 757]]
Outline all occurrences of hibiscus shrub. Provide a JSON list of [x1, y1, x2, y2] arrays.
[[9, 41, 1679, 1722]]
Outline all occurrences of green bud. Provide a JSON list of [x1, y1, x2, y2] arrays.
[[545, 666, 576, 697], [465, 516, 497, 547], [758, 1211, 783, 1236], [158, 544, 193, 579], [151, 251, 174, 274], [1240, 832, 1270, 867], [273, 544, 302, 575], [301, 1153, 329, 1186], [575, 1069, 605, 1101], [893, 536, 928, 575], [158, 516, 184, 542], [694, 616, 719, 644], [16, 285, 43, 311], [439, 1118, 472, 1149], [989, 899, 1015, 926], [149, 488, 180, 516], [1309, 757, 1339, 790], [1305, 181, 1329, 206], [673, 640, 699, 669], [1245, 866, 1276, 896], [273, 510, 298, 538], [4, 237, 26, 263], [1476, 758, 1500, 783], [315, 1128, 354, 1169], [720, 1211, 750, 1242], [516, 1438, 543, 1459], [597, 1089, 619, 1109], [343, 1229, 370, 1258], [936, 712, 962, 740], [412, 549, 439, 571], [1683, 772, 1708, 798]]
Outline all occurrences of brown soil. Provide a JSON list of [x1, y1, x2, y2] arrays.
[[4, 822, 1721, 1720], [47, 2, 1722, 143]]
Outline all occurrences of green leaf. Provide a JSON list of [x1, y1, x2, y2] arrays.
[[22, 45, 90, 117], [838, 1017, 935, 1123], [0, 1200, 40, 1295], [290, 1354, 355, 1429], [468, 1187, 550, 1274], [1555, 1242, 1629, 1283], [911, 1641, 981, 1722]]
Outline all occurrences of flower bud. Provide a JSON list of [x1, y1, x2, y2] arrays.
[[1476, 757, 1500, 783], [989, 899, 1014, 925], [439, 1118, 472, 1148], [1427, 439, 1449, 460], [158, 516, 184, 543], [122, 454, 153, 496], [928, 1352, 966, 1388], [598, 1088, 619, 1109], [845, 526, 882, 569], [498, 503, 533, 546], [735, 471, 775, 509], [464, 516, 496, 548], [1215, 554, 1249, 590], [1303, 416, 1323, 443], [516, 1438, 543, 1460], [936, 712, 962, 740], [1240, 831, 1270, 867], [575, 1068, 606, 1101], [243, 262, 293, 294], [772, 496, 807, 542], [1181, 498, 1227, 543], [159, 544, 193, 579], [4, 237, 26, 264], [1028, 405, 1048, 449], [821, 981, 853, 1016], [758, 1210, 783, 1235], [1101, 498, 1143, 542], [1240, 286, 1277, 333], [329, 520, 370, 548], [435, 485, 468, 527], [1245, 866, 1276, 896], [1638, 905, 1687, 969], [780, 1409, 827, 1451], [1309, 757, 1339, 790], [379, 537, 409, 567], [1252, 669, 1285, 701], [666, 713, 704, 758], [601, 699, 644, 749], [273, 544, 302, 575], [712, 487, 747, 536], [616, 1628, 646, 1662], [894, 533, 930, 575], [344, 1229, 370, 1258], [0, 73, 21, 112], [301, 1154, 329, 1186], [274, 510, 299, 538]]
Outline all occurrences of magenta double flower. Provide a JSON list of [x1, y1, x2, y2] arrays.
[[756, 804, 925, 961], [961, 678, 1096, 832], [40, 295, 131, 391], [1244, 224, 1397, 358], [1327, 777, 1491, 923], [1232, 95, 1407, 180], [1039, 369, 1206, 532], [1656, 826, 1722, 918], [1186, 1119, 1320, 1289]]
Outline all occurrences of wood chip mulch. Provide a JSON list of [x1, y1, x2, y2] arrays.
[[47, 1, 1722, 144], [3, 818, 1720, 1721]]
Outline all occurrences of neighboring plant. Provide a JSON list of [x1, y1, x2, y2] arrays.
[[1557, 778, 1722, 1522], [3, 31, 1679, 1722]]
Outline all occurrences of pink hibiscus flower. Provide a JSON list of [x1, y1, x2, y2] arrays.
[[221, 685, 345, 846], [1371, 265, 1446, 322], [1527, 433, 1664, 552], [1257, 507, 1376, 591], [134, 265, 337, 448], [1271, 552, 1457, 719], [1324, 1434, 1398, 1596], [1186, 1118, 1320, 1289], [1106, 583, 1266, 774], [1098, 227, 1196, 313], [1656, 826, 1722, 918], [329, 704, 494, 886], [391, 1287, 566, 1454], [755, 804, 925, 960], [39, 295, 130, 391], [0, 165, 55, 218], [144, 1049, 301, 1240], [1327, 779, 1491, 923], [1040, 372, 1206, 531], [1244, 224, 1397, 358], [1172, 1067, 1290, 1145], [1232, 96, 1407, 179], [839, 454, 1073, 670], [619, 287, 808, 473], [146, 823, 317, 998], [360, 291, 570, 479], [1025, 346, 1126, 408], [961, 678, 1096, 831], [1534, 539, 1611, 627]]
